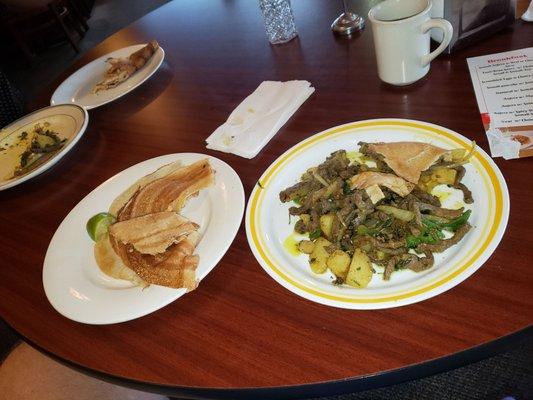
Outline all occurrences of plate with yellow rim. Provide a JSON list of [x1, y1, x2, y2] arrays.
[[245, 119, 509, 309]]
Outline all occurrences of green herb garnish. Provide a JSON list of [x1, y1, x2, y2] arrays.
[[422, 210, 471, 232], [342, 180, 353, 195], [309, 229, 322, 240]]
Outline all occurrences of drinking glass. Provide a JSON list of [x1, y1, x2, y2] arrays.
[[259, 0, 298, 44]]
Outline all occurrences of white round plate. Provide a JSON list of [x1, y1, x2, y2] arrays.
[[51, 44, 165, 109], [43, 153, 245, 324], [246, 119, 510, 309], [0, 104, 88, 191]]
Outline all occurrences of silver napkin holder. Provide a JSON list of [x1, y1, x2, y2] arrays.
[[431, 0, 516, 53]]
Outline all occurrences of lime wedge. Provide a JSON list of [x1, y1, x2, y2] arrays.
[[86, 212, 116, 241]]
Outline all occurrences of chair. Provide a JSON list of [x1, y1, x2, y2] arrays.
[[0, 0, 86, 63]]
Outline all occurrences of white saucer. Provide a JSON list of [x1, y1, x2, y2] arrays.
[[51, 44, 165, 109], [0, 104, 88, 190]]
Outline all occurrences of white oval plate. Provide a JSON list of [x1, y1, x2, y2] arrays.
[[246, 119, 510, 309], [0, 104, 88, 190], [51, 44, 165, 109], [43, 154, 245, 324]]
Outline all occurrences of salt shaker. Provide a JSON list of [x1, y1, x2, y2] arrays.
[[259, 0, 298, 44]]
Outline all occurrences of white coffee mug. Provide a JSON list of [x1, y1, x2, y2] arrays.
[[368, 0, 453, 86]]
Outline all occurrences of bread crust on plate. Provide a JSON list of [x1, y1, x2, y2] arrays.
[[94, 159, 214, 290], [368, 142, 449, 184]]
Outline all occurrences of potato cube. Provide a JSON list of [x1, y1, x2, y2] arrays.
[[299, 214, 311, 226], [326, 250, 351, 279], [319, 214, 335, 240], [345, 248, 373, 288], [433, 168, 456, 185], [298, 240, 315, 254], [309, 237, 332, 274]]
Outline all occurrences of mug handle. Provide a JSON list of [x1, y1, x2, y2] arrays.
[[420, 19, 453, 67]]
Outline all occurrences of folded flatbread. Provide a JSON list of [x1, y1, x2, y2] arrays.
[[367, 142, 450, 184], [349, 171, 414, 197], [109, 211, 199, 255], [94, 234, 147, 286], [95, 159, 215, 290], [110, 231, 201, 291], [93, 40, 159, 93], [117, 159, 214, 220]]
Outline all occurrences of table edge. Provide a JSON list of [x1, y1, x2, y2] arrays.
[[7, 321, 531, 399]]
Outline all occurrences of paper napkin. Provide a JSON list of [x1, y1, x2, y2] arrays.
[[206, 80, 315, 158], [486, 126, 521, 160]]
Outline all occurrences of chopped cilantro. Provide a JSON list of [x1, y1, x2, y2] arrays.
[[309, 229, 322, 240], [342, 180, 353, 195]]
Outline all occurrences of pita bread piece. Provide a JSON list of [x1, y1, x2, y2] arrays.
[[368, 142, 450, 184], [349, 171, 414, 197]]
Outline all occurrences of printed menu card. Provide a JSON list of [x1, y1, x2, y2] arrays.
[[467, 47, 533, 159]]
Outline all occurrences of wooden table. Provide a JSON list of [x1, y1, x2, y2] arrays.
[[1, 1, 531, 398]]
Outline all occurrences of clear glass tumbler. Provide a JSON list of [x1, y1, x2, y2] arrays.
[[259, 0, 298, 44]]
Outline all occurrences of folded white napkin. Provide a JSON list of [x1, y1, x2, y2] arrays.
[[206, 80, 315, 158], [486, 126, 521, 160]]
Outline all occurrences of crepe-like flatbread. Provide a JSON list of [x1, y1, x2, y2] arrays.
[[129, 40, 159, 69], [109, 211, 199, 255], [349, 171, 414, 197], [368, 142, 450, 184], [93, 40, 159, 93], [94, 234, 147, 286], [95, 158, 214, 290], [109, 161, 183, 217], [110, 231, 201, 290], [117, 159, 214, 220]]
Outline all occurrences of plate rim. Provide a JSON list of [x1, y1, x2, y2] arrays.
[[245, 118, 510, 309], [50, 43, 165, 110], [0, 104, 89, 191], [42, 152, 245, 324]]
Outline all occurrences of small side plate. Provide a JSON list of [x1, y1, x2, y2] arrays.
[[0, 104, 88, 191], [51, 44, 165, 109]]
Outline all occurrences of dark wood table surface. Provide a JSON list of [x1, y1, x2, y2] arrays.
[[1, 0, 532, 398]]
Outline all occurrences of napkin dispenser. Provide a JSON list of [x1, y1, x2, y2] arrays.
[[431, 0, 516, 53]]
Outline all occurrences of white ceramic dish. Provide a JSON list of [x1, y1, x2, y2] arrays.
[[246, 119, 510, 309], [0, 104, 88, 191], [51, 44, 165, 109], [43, 153, 245, 324]]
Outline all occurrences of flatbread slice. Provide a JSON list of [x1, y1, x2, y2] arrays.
[[109, 211, 199, 255], [93, 40, 159, 93], [95, 159, 214, 290], [349, 171, 414, 197], [94, 234, 147, 287], [117, 159, 215, 220], [368, 142, 450, 184], [110, 231, 201, 290], [109, 160, 183, 217]]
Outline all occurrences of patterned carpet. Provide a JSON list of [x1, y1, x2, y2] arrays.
[[315, 336, 532, 400]]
